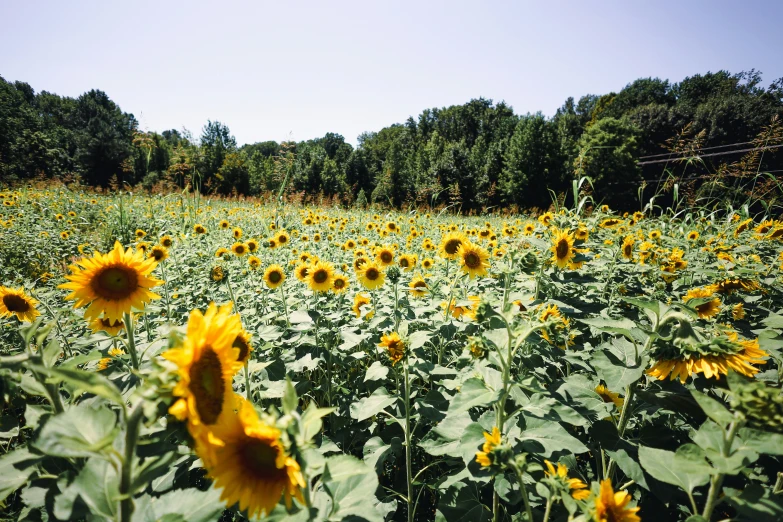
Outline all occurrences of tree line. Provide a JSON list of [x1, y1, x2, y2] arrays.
[[1, 70, 782, 211]]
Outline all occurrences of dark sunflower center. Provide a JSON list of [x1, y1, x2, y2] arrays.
[[3, 294, 30, 313], [269, 271, 282, 284], [334, 278, 345, 289], [153, 250, 165, 261], [556, 239, 569, 259], [299, 268, 309, 278], [279, 236, 287, 243], [381, 252, 392, 263], [233, 336, 250, 362], [365, 268, 379, 280], [239, 439, 286, 481], [413, 281, 426, 289], [162, 239, 172, 247], [464, 253, 481, 268], [313, 269, 328, 284], [189, 348, 224, 424], [236, 245, 245, 254], [445, 240, 461, 255], [95, 266, 138, 299], [101, 318, 122, 328], [624, 245, 632, 257]]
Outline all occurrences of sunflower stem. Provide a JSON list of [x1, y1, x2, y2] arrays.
[[244, 364, 252, 403], [119, 402, 143, 522], [702, 419, 742, 520], [403, 349, 414, 522], [159, 261, 172, 320], [512, 462, 534, 522], [123, 312, 139, 371], [279, 285, 291, 328], [542, 494, 553, 522]]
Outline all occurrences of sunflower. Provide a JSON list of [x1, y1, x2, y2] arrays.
[[233, 330, 253, 365], [294, 263, 311, 282], [543, 460, 590, 500], [219, 219, 230, 229], [60, 231, 70, 240], [211, 265, 225, 282], [163, 303, 243, 458], [201, 396, 305, 518], [734, 218, 753, 237], [160, 235, 173, 248], [385, 221, 398, 234], [422, 258, 434, 270], [89, 316, 125, 336], [595, 385, 624, 409], [194, 224, 207, 234], [732, 303, 745, 320], [59, 242, 162, 323], [352, 293, 373, 318], [357, 261, 385, 290], [216, 247, 229, 258], [232, 227, 243, 239], [409, 275, 428, 298], [475, 426, 501, 467], [379, 332, 405, 365], [647, 333, 768, 383], [687, 230, 700, 241], [263, 265, 286, 289], [439, 232, 467, 260], [649, 229, 661, 240], [457, 242, 490, 278], [231, 242, 248, 257], [149, 245, 169, 262], [398, 253, 417, 271], [709, 278, 759, 294], [550, 229, 575, 269], [593, 479, 641, 522], [621, 236, 634, 261], [248, 255, 261, 270], [522, 222, 536, 235], [683, 287, 721, 319], [307, 261, 335, 292], [375, 245, 395, 267], [539, 303, 561, 322], [331, 274, 349, 294], [443, 296, 480, 320], [135, 229, 146, 239], [246, 238, 259, 253], [0, 287, 41, 322], [276, 231, 290, 246]]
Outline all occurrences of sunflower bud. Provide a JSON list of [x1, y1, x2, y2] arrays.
[[210, 265, 226, 283], [519, 251, 538, 274], [474, 299, 495, 324], [387, 266, 401, 284], [467, 337, 488, 359], [729, 377, 783, 433]]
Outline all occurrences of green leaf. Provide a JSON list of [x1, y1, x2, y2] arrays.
[[519, 416, 589, 456], [638, 444, 713, 493], [34, 403, 119, 458], [300, 404, 335, 443], [364, 360, 389, 382], [435, 480, 492, 522], [691, 390, 735, 427], [459, 422, 489, 468], [448, 378, 498, 413], [322, 455, 382, 522], [349, 387, 398, 422], [408, 329, 434, 349], [33, 364, 124, 406], [724, 484, 783, 522], [519, 393, 588, 427], [282, 378, 298, 415], [591, 337, 647, 390], [738, 428, 783, 456], [136, 486, 225, 522], [363, 436, 401, 472], [419, 412, 473, 456], [54, 457, 119, 520], [0, 449, 41, 503]]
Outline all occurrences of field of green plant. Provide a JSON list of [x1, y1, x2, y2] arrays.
[[1, 186, 782, 522]]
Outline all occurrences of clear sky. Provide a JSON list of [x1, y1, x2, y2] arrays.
[[2, 1, 782, 146]]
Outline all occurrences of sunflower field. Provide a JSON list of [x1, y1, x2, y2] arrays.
[[1, 186, 782, 522]]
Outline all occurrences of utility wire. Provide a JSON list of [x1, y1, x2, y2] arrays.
[[636, 140, 763, 160], [636, 144, 783, 166]]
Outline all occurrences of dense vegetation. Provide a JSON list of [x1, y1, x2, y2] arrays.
[[1, 188, 782, 522], [2, 70, 782, 211]]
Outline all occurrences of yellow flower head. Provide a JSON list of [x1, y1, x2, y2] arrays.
[[0, 286, 41, 322], [59, 242, 162, 323]]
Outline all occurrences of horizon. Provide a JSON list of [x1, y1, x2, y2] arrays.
[[2, 0, 782, 146]]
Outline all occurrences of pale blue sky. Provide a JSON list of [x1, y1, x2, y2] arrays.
[[2, 1, 781, 146]]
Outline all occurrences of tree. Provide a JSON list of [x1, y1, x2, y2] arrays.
[[200, 120, 236, 191], [575, 117, 641, 203], [500, 113, 563, 209]]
